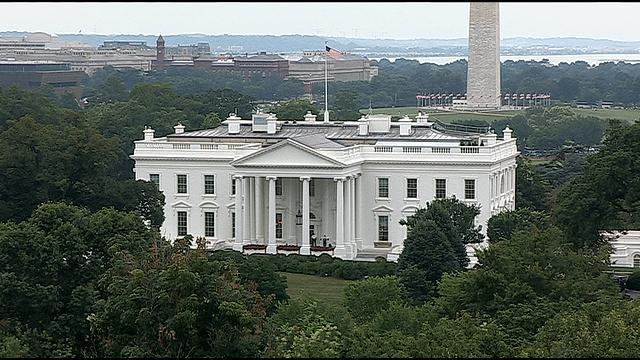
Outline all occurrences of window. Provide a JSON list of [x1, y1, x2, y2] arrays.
[[231, 177, 236, 195], [500, 174, 505, 194], [309, 179, 315, 197], [231, 212, 236, 238], [407, 178, 417, 198], [378, 215, 389, 241], [177, 174, 188, 194], [465, 179, 476, 200], [276, 178, 283, 196], [635, 254, 640, 268], [435, 179, 447, 199], [204, 175, 215, 195], [177, 211, 187, 236], [378, 178, 389, 198], [150, 174, 160, 188], [276, 213, 283, 239], [205, 212, 215, 237]]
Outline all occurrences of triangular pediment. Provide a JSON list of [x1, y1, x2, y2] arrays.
[[372, 204, 394, 213], [231, 139, 344, 168], [171, 200, 192, 208]]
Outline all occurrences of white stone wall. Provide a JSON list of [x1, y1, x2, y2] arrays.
[[467, 2, 501, 109]]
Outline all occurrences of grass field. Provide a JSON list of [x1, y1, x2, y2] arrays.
[[359, 106, 640, 124], [281, 272, 354, 305]]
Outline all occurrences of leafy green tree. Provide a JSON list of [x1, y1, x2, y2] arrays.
[[344, 276, 404, 323], [397, 198, 482, 302], [269, 99, 319, 120], [90, 236, 270, 358], [0, 202, 157, 357], [267, 300, 341, 358], [486, 208, 550, 243], [555, 120, 640, 249], [515, 157, 551, 211]]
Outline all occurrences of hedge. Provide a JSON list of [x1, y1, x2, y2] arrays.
[[626, 270, 640, 290], [208, 250, 396, 280]]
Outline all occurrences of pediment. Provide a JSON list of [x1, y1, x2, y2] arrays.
[[199, 200, 220, 209], [401, 204, 420, 214], [171, 200, 193, 208], [372, 204, 394, 213], [231, 139, 344, 168]]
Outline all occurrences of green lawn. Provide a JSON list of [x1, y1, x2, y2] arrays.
[[281, 272, 354, 305], [572, 108, 640, 122]]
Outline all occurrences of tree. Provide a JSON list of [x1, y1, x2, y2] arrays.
[[555, 120, 640, 249], [269, 99, 319, 120], [486, 208, 550, 243], [344, 276, 404, 323], [89, 236, 270, 358], [397, 198, 482, 302], [0, 202, 158, 357], [515, 157, 551, 211]]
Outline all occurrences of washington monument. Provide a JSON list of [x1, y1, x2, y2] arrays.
[[466, 2, 501, 109]]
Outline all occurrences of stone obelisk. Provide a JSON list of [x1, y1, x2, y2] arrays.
[[466, 2, 501, 109]]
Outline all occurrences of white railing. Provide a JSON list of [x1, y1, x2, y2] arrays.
[[374, 146, 393, 153], [431, 147, 451, 153], [403, 146, 422, 153], [200, 144, 219, 150], [172, 143, 191, 150], [461, 147, 480, 154]]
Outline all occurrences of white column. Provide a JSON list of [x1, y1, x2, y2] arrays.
[[266, 176, 277, 254], [334, 177, 346, 258], [242, 177, 250, 244], [355, 174, 363, 249], [301, 176, 311, 255], [249, 177, 255, 241], [322, 178, 332, 243], [255, 176, 264, 244], [288, 178, 297, 243], [350, 174, 356, 257], [232, 175, 243, 252], [344, 176, 352, 258]]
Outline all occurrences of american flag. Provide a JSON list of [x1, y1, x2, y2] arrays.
[[325, 44, 344, 60]]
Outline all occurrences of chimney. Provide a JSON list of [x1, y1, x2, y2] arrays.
[[399, 115, 412, 136], [227, 113, 242, 134], [416, 112, 432, 125], [303, 111, 317, 122], [143, 126, 155, 141], [267, 113, 278, 134], [174, 123, 185, 134], [358, 115, 369, 136], [503, 126, 513, 140]]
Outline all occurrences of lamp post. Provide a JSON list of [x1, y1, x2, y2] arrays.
[[295, 209, 303, 226]]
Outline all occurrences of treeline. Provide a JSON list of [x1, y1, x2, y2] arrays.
[[85, 58, 640, 111]]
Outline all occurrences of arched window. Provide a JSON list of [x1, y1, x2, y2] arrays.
[[634, 254, 640, 268]]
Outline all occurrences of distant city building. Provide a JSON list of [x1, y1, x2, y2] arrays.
[[99, 40, 149, 50], [288, 51, 374, 82], [165, 43, 210, 57], [0, 60, 85, 98], [232, 52, 289, 79]]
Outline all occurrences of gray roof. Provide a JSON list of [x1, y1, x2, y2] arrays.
[[168, 123, 472, 146]]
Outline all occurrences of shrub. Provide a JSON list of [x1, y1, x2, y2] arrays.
[[626, 270, 640, 290]]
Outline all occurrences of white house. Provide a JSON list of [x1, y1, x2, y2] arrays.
[[131, 111, 518, 262], [608, 231, 640, 268]]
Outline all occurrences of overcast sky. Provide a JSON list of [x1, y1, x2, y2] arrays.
[[3, 2, 640, 41]]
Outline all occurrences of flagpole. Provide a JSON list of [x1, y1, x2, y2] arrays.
[[324, 41, 329, 123]]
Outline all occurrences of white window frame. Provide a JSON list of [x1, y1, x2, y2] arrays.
[[176, 174, 188, 195], [377, 215, 389, 242], [435, 178, 447, 199], [177, 210, 188, 236], [204, 211, 216, 238], [406, 177, 418, 199], [634, 254, 640, 268], [464, 178, 477, 201], [377, 177, 390, 200], [203, 174, 216, 196]]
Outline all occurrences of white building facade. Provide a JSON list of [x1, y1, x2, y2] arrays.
[[131, 112, 518, 262]]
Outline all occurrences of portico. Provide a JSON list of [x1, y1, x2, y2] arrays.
[[229, 139, 361, 259]]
